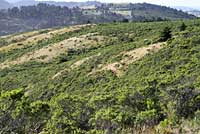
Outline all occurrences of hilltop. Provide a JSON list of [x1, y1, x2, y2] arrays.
[[0, 2, 195, 36], [0, 20, 200, 133]]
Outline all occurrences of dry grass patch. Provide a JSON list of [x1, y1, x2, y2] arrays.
[[0, 24, 93, 52], [0, 33, 105, 69], [0, 31, 41, 45]]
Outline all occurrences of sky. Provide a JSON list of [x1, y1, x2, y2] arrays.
[[43, 0, 200, 8], [7, 0, 200, 8]]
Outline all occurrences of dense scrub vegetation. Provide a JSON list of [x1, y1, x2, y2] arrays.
[[0, 20, 200, 133]]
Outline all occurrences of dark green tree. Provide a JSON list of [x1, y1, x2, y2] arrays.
[[121, 18, 129, 23], [159, 26, 172, 42], [179, 22, 187, 31]]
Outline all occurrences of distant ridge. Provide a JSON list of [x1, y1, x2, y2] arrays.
[[0, 2, 195, 36], [173, 6, 200, 17]]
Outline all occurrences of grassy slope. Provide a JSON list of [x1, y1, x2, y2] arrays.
[[0, 20, 200, 133]]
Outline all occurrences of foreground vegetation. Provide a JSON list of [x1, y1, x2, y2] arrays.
[[0, 20, 200, 133]]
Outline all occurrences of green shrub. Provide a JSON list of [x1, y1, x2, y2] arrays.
[[135, 109, 159, 126], [194, 110, 200, 124]]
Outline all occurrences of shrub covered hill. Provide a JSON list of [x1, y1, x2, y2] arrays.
[[0, 2, 196, 36], [0, 20, 200, 133]]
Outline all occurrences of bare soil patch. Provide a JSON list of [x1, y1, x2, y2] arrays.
[[90, 42, 165, 76]]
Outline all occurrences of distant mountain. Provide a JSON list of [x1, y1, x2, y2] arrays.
[[187, 10, 200, 17], [173, 6, 200, 17], [174, 6, 197, 11], [0, 0, 11, 9], [0, 2, 196, 36]]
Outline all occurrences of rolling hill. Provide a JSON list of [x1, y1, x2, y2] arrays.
[[0, 19, 200, 133], [0, 3, 195, 36]]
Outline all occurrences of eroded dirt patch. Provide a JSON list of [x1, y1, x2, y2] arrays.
[[90, 42, 165, 76]]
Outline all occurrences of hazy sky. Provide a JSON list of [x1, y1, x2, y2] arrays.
[[8, 0, 200, 8], [43, 0, 200, 8]]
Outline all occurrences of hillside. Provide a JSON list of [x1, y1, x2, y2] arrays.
[[0, 20, 200, 133], [108, 3, 195, 20], [0, 3, 195, 36]]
